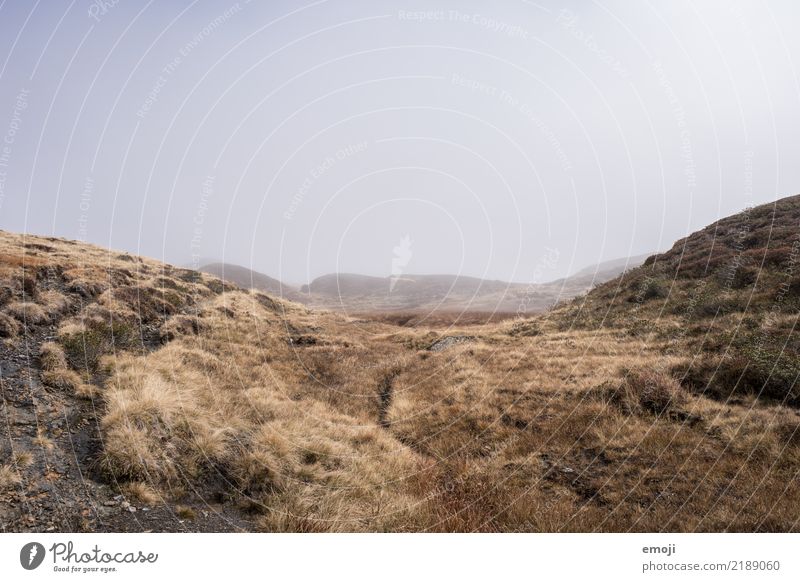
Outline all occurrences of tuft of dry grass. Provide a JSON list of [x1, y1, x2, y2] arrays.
[[32, 431, 55, 451], [41, 369, 82, 391], [39, 342, 68, 371], [121, 481, 160, 505], [74, 382, 99, 399], [0, 312, 21, 337], [175, 505, 196, 520], [617, 368, 688, 416], [0, 464, 22, 490], [38, 290, 71, 318], [12, 450, 34, 468], [4, 301, 48, 324]]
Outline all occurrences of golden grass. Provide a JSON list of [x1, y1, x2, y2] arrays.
[[90, 288, 800, 531], [3, 229, 800, 532], [12, 450, 33, 468], [175, 505, 196, 520], [32, 431, 55, 451], [4, 301, 48, 324], [0, 312, 20, 337], [121, 481, 160, 505], [39, 342, 68, 371], [0, 464, 21, 490]]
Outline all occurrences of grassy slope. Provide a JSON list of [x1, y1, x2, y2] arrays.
[[1, 197, 800, 531], [554, 195, 800, 405]]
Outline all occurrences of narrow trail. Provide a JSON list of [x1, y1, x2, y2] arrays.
[[377, 368, 400, 429]]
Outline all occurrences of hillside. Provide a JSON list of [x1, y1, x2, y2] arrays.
[[1, 200, 799, 532], [555, 194, 800, 405], [199, 262, 303, 302]]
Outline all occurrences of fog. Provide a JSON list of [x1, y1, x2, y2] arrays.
[[1, 0, 799, 284]]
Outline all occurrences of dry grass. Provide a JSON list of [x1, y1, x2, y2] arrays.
[[175, 505, 197, 520], [2, 228, 800, 532], [4, 301, 48, 324], [121, 481, 160, 505], [0, 312, 20, 337], [39, 342, 68, 371], [0, 464, 21, 490], [32, 431, 55, 451], [12, 450, 34, 468], [38, 290, 71, 318], [91, 288, 800, 531]]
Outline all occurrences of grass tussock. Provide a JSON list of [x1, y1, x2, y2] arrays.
[[0, 312, 21, 337], [121, 481, 160, 505], [615, 368, 688, 416], [4, 301, 48, 324], [39, 342, 68, 371], [11, 450, 34, 469], [0, 464, 22, 490]]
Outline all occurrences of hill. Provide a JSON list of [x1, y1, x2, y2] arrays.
[[199, 262, 303, 302], [554, 194, 800, 405], [1, 199, 799, 533], [300, 254, 650, 314]]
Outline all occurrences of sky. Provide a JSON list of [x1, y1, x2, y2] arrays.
[[0, 0, 799, 285]]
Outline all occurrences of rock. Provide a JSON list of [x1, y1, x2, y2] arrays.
[[428, 335, 474, 352]]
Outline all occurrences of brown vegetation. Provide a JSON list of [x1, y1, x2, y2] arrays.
[[1, 196, 800, 533]]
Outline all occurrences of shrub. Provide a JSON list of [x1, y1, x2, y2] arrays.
[[788, 275, 800, 298], [719, 350, 800, 404], [729, 266, 757, 289], [775, 418, 800, 448], [60, 319, 137, 372], [677, 340, 800, 405], [695, 295, 745, 318], [641, 278, 668, 301]]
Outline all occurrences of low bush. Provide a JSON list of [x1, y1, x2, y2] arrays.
[[609, 368, 687, 416], [60, 319, 137, 372]]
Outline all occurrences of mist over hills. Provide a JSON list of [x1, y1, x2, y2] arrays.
[[200, 253, 652, 314]]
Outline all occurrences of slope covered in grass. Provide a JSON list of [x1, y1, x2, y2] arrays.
[[555, 195, 800, 406]]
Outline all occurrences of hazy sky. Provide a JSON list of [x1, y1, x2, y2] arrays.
[[1, 0, 799, 284]]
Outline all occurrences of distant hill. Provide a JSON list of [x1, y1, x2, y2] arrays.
[[199, 263, 303, 302], [299, 253, 651, 314]]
